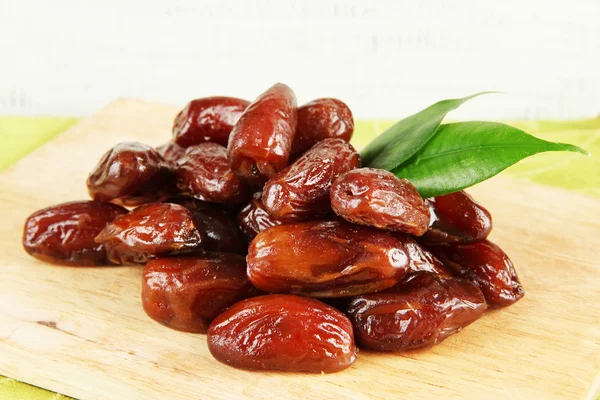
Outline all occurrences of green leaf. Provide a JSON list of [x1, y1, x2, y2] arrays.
[[393, 121, 590, 198], [360, 92, 492, 170]]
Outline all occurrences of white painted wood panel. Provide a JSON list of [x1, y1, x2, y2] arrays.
[[0, 0, 599, 119]]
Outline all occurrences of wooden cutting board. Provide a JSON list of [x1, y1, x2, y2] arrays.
[[1, 99, 599, 400]]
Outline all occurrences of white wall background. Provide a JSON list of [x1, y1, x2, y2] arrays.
[[0, 0, 599, 120]]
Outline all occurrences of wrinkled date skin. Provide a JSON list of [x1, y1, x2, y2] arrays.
[[227, 83, 297, 179], [428, 240, 524, 307], [173, 97, 250, 147], [142, 253, 256, 333], [95, 203, 202, 265], [208, 294, 357, 373], [156, 141, 186, 165], [247, 220, 411, 297], [331, 168, 430, 236], [422, 191, 493, 244], [87, 142, 174, 206], [262, 138, 360, 222], [402, 235, 453, 278], [348, 272, 487, 351], [176, 143, 249, 204], [167, 197, 245, 254], [23, 201, 128, 266], [291, 98, 354, 157], [236, 192, 283, 241]]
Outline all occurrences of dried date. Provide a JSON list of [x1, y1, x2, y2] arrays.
[[236, 192, 283, 241], [291, 98, 354, 157], [402, 235, 453, 278], [247, 220, 411, 297], [422, 191, 492, 244], [331, 168, 430, 236], [156, 141, 186, 165], [176, 142, 249, 204], [23, 201, 128, 266], [87, 142, 173, 206], [167, 196, 245, 254], [348, 273, 487, 351], [142, 253, 256, 333], [227, 83, 297, 179], [173, 97, 250, 147], [95, 203, 202, 265], [428, 240, 524, 307], [208, 294, 357, 373], [262, 138, 360, 222]]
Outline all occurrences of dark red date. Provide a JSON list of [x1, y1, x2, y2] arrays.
[[176, 142, 249, 204], [236, 192, 283, 241], [402, 236, 453, 278], [173, 97, 250, 147], [262, 138, 360, 222], [87, 142, 173, 206], [95, 203, 202, 265], [428, 240, 524, 307], [142, 253, 255, 333], [208, 294, 357, 373], [156, 141, 186, 164], [348, 273, 487, 351], [422, 191, 492, 244], [166, 197, 245, 254], [331, 168, 430, 236], [227, 83, 297, 179], [291, 98, 354, 157], [247, 220, 411, 297], [22, 201, 128, 266]]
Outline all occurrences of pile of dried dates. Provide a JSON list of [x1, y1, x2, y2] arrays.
[[23, 83, 524, 373]]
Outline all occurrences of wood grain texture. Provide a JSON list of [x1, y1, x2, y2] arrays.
[[0, 99, 599, 400]]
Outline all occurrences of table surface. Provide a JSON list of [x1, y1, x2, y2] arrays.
[[1, 110, 598, 400]]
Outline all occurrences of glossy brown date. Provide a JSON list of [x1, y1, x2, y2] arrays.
[[23, 201, 128, 266], [348, 272, 487, 351], [236, 192, 283, 241], [262, 138, 360, 222], [422, 191, 492, 244], [156, 141, 186, 164], [176, 142, 249, 204], [402, 236, 453, 278], [291, 98, 354, 157], [142, 253, 255, 333], [173, 97, 250, 147], [227, 83, 297, 179], [428, 240, 524, 307], [208, 294, 357, 373], [166, 197, 245, 254], [247, 220, 411, 297], [87, 142, 173, 206], [331, 168, 430, 236], [95, 203, 202, 265]]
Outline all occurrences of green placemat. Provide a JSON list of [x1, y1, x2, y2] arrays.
[[1, 116, 598, 400], [0, 117, 78, 172]]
